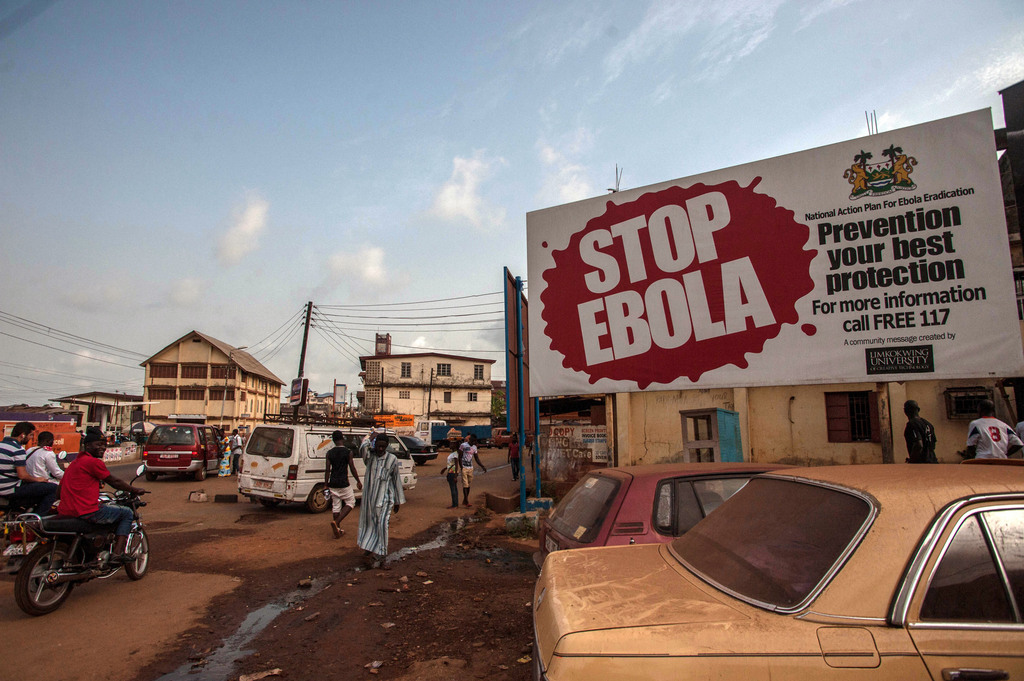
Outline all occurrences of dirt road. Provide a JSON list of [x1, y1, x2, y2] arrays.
[[0, 448, 540, 681]]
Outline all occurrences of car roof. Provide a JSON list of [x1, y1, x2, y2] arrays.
[[592, 461, 791, 481], [757, 464, 1024, 618]]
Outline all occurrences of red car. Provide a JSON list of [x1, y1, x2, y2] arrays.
[[538, 462, 790, 562]]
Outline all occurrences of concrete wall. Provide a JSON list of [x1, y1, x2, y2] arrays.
[[604, 378, 1013, 473]]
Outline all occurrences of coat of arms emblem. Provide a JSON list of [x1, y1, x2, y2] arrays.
[[843, 144, 918, 200]]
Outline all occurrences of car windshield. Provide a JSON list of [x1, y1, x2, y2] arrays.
[[670, 477, 871, 610], [547, 474, 622, 544], [246, 427, 294, 458], [403, 436, 428, 447], [148, 426, 196, 446]]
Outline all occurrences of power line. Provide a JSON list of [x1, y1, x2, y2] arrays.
[[248, 306, 307, 353], [316, 290, 504, 309], [0, 331, 145, 370], [0, 309, 147, 359], [314, 309, 502, 321]]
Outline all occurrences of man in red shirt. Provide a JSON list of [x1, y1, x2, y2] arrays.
[[59, 427, 147, 564]]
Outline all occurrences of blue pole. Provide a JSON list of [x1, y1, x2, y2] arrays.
[[533, 395, 541, 501], [515, 276, 527, 512]]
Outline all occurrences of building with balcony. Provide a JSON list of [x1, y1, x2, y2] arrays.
[[359, 334, 495, 427], [141, 331, 284, 432]]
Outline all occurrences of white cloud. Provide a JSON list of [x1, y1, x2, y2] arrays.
[[169, 277, 204, 306], [937, 40, 1024, 104], [429, 152, 507, 232], [218, 193, 269, 266], [796, 0, 861, 32], [604, 0, 783, 84], [537, 128, 595, 205], [328, 246, 388, 288]]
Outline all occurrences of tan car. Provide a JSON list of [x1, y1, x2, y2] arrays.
[[533, 464, 1024, 680]]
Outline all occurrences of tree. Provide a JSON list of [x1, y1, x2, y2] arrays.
[[854, 150, 873, 169], [491, 391, 505, 427], [881, 144, 902, 167]]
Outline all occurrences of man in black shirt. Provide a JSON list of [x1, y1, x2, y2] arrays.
[[903, 400, 938, 463], [325, 430, 362, 538]]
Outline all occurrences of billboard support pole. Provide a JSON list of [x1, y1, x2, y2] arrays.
[[515, 276, 528, 513]]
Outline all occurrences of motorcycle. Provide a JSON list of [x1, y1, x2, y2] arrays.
[[4, 463, 151, 616]]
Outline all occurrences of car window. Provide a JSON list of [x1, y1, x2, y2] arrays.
[[987, 508, 1024, 612], [386, 435, 410, 459], [548, 474, 622, 544], [920, 510, 1019, 622], [672, 477, 871, 609], [654, 480, 701, 535], [693, 477, 751, 516], [148, 426, 196, 446], [246, 427, 294, 458]]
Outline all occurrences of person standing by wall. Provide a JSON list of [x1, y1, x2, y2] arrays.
[[357, 434, 404, 569], [324, 430, 361, 538], [902, 401, 938, 463], [962, 399, 1023, 460]]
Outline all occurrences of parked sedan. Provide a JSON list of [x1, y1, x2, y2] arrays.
[[538, 462, 790, 562], [534, 464, 1024, 681], [398, 435, 438, 466]]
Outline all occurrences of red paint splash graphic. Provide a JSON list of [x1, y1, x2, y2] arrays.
[[540, 180, 815, 389]]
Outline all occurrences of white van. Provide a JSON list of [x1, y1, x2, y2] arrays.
[[414, 419, 447, 446], [237, 424, 417, 512]]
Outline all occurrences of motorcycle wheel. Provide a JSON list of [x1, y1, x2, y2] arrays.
[[14, 542, 78, 616], [124, 528, 150, 580], [306, 484, 330, 514]]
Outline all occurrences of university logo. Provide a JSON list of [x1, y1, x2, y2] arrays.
[[843, 144, 918, 200]]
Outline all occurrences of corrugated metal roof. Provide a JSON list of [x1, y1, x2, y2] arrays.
[[140, 330, 285, 385]]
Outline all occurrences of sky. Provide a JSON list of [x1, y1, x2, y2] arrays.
[[1, 0, 1023, 407]]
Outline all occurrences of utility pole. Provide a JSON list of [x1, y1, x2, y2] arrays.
[[426, 368, 435, 419], [293, 301, 313, 421]]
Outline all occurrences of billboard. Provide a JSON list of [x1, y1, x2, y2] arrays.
[[527, 110, 1024, 396]]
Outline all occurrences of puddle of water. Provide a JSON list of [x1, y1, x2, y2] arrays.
[[384, 516, 468, 565], [156, 518, 472, 680], [154, 577, 330, 681]]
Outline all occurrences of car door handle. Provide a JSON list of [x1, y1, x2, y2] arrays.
[[942, 669, 1009, 681]]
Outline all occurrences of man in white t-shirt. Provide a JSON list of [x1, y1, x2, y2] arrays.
[[964, 399, 1023, 460], [25, 431, 64, 483]]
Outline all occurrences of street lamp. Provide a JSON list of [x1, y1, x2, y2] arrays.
[[219, 346, 247, 429]]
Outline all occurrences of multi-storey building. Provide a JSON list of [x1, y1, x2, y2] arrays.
[[359, 335, 495, 428], [140, 331, 283, 432]]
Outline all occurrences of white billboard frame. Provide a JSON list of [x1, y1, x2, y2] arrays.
[[527, 110, 1023, 397]]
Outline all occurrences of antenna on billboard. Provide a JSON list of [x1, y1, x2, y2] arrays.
[[865, 110, 878, 135], [608, 164, 623, 193]]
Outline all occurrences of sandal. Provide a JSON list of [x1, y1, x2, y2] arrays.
[[330, 521, 342, 539]]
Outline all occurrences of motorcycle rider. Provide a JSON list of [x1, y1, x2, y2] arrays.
[[0, 421, 59, 514], [57, 427, 147, 565]]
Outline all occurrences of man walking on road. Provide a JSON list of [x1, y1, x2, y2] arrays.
[[963, 399, 1023, 460], [324, 430, 361, 538], [459, 434, 487, 507], [357, 434, 404, 569]]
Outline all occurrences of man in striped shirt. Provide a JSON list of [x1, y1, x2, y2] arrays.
[[0, 422, 59, 514]]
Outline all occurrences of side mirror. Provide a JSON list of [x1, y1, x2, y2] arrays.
[[136, 464, 146, 477]]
